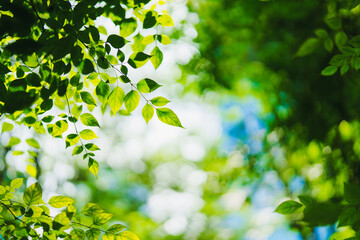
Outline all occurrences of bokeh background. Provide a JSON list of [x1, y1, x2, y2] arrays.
[[2, 0, 360, 239]]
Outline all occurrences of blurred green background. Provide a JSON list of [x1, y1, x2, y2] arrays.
[[2, 0, 360, 239]]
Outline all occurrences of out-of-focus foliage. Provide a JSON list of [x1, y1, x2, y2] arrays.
[[179, 0, 360, 238]]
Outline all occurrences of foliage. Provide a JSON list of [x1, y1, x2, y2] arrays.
[[181, 0, 360, 238], [0, 0, 181, 177], [0, 0, 181, 239], [0, 179, 138, 239]]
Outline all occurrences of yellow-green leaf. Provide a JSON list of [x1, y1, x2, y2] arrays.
[[137, 78, 161, 93], [117, 231, 140, 240], [108, 86, 125, 115], [23, 182, 43, 206], [26, 138, 40, 149], [142, 104, 154, 124], [49, 196, 74, 208], [80, 113, 100, 127], [150, 96, 170, 107], [72, 146, 84, 155], [1, 122, 13, 133], [10, 178, 23, 189], [124, 90, 140, 113], [93, 212, 112, 225], [156, 108, 183, 128], [86, 228, 101, 240], [7, 137, 20, 147], [80, 129, 98, 140], [88, 157, 99, 177], [150, 46, 163, 69]]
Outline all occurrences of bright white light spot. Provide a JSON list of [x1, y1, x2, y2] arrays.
[[163, 214, 187, 236], [180, 137, 206, 161], [221, 190, 247, 212]]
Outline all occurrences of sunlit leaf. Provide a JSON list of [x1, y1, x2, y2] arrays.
[[142, 104, 154, 123], [26, 138, 40, 149], [108, 86, 125, 115], [80, 113, 100, 127], [124, 90, 140, 113], [80, 129, 98, 140], [150, 46, 163, 69], [88, 157, 99, 177], [137, 78, 161, 93], [156, 108, 183, 128], [2, 122, 14, 133], [93, 212, 112, 225], [150, 96, 170, 107], [49, 196, 74, 208], [23, 182, 43, 206]]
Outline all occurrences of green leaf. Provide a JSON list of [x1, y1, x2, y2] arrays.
[[7, 137, 21, 147], [72, 146, 84, 156], [80, 129, 98, 140], [124, 90, 140, 113], [2, 122, 14, 133], [303, 202, 342, 225], [85, 143, 100, 151], [80, 59, 95, 75], [143, 11, 156, 29], [81, 203, 104, 216], [26, 138, 40, 149], [137, 78, 161, 93], [338, 207, 360, 227], [80, 113, 100, 127], [71, 105, 83, 120], [65, 134, 80, 148], [321, 66, 337, 76], [80, 91, 97, 106], [274, 200, 302, 215], [54, 212, 71, 227], [108, 224, 126, 233], [150, 46, 163, 69], [335, 31, 348, 48], [345, 183, 360, 204], [107, 34, 126, 48], [10, 178, 23, 189], [142, 104, 154, 123], [70, 228, 85, 239], [156, 108, 183, 128], [93, 212, 112, 225], [295, 38, 319, 57], [108, 86, 125, 115], [88, 157, 99, 177], [85, 228, 101, 240], [24, 116, 36, 125], [298, 195, 314, 206], [27, 165, 37, 178], [120, 18, 137, 37], [23, 182, 43, 206], [118, 231, 140, 240], [150, 96, 170, 107], [96, 81, 111, 105], [49, 196, 74, 208]]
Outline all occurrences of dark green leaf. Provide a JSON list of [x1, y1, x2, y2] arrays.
[[80, 91, 97, 106], [107, 34, 126, 48], [137, 78, 161, 93]]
